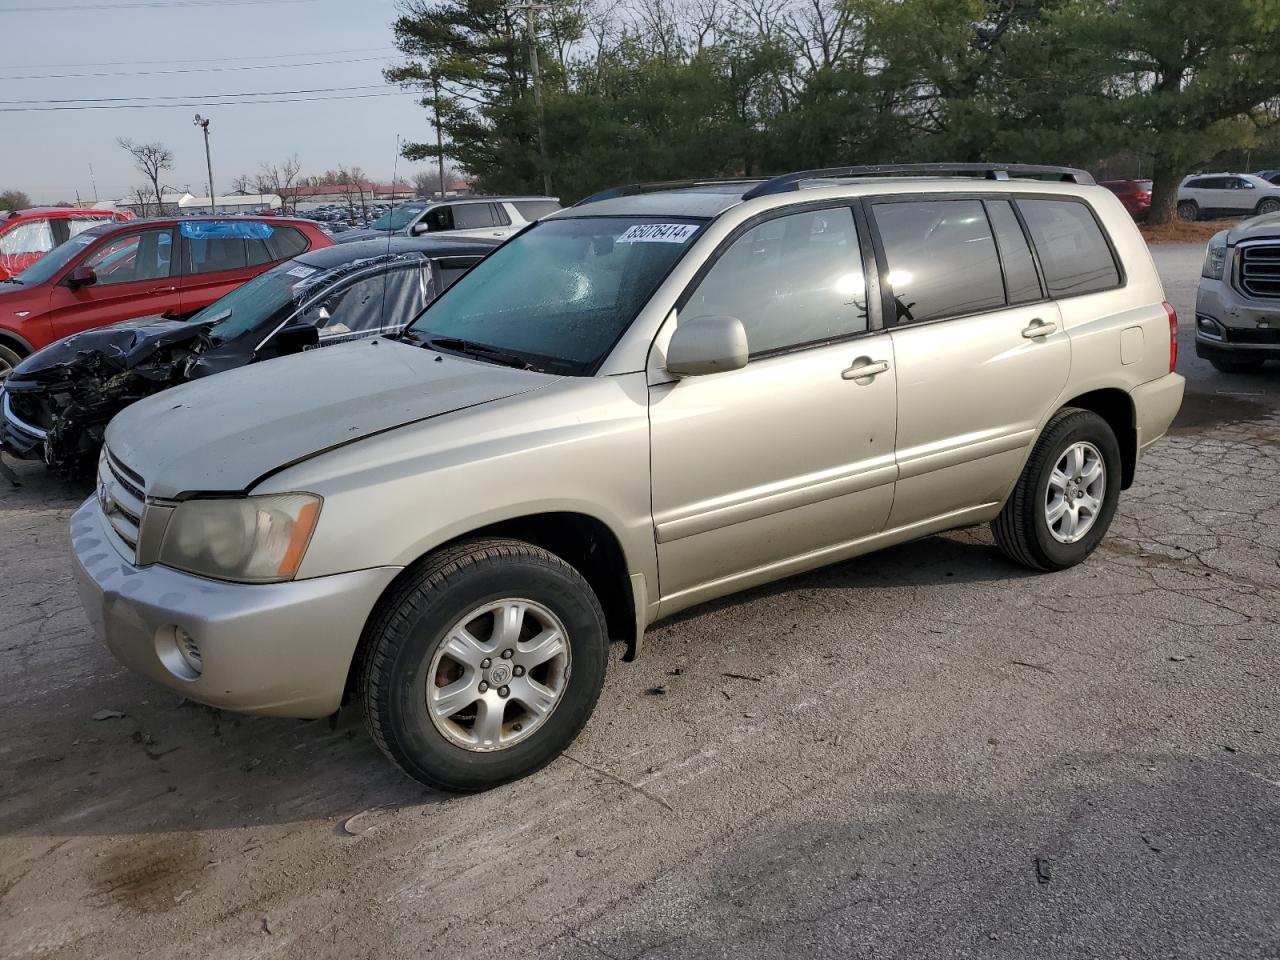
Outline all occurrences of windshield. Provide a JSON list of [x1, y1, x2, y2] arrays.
[[371, 205, 425, 231], [406, 216, 702, 374], [188, 260, 311, 341], [11, 231, 100, 285]]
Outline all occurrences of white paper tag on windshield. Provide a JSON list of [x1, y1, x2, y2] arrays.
[[617, 223, 697, 244], [287, 265, 318, 278]]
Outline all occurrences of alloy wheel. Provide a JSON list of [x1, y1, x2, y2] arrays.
[[424, 598, 572, 752], [1045, 441, 1105, 544]]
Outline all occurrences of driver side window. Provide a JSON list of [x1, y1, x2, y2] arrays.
[[682, 207, 867, 356]]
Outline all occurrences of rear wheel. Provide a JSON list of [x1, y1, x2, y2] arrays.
[[1209, 355, 1265, 374], [1257, 198, 1280, 216], [360, 538, 608, 792], [992, 408, 1122, 572], [1177, 200, 1199, 222], [0, 344, 20, 384]]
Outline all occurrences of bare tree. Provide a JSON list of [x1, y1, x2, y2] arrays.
[[128, 185, 154, 218], [253, 154, 305, 214], [230, 173, 255, 193], [117, 138, 174, 214], [411, 165, 460, 197]]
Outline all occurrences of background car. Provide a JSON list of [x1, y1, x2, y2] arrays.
[[0, 235, 496, 472], [0, 207, 133, 281], [333, 196, 561, 244], [1177, 173, 1280, 221], [0, 216, 331, 381], [1253, 169, 1280, 184], [1100, 179, 1152, 221]]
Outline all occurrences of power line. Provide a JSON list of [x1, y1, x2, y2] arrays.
[[0, 46, 397, 71], [2, 55, 396, 81], [0, 91, 418, 112], [3, 0, 319, 11], [1, 84, 388, 105]]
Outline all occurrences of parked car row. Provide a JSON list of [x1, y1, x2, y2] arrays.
[[0, 206, 134, 281], [51, 163, 1186, 792]]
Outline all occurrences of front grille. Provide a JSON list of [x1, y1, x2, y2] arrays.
[[1, 391, 47, 441], [7, 391, 53, 431], [98, 448, 147, 556], [1239, 243, 1280, 298]]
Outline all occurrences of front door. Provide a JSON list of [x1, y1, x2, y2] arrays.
[[648, 204, 897, 610], [47, 226, 178, 340]]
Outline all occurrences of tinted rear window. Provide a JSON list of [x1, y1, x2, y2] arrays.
[[512, 200, 561, 221], [985, 200, 1042, 304], [451, 203, 497, 229], [268, 226, 309, 259], [872, 199, 1006, 323], [1017, 199, 1120, 298]]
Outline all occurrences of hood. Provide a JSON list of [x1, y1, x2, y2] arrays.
[[105, 337, 558, 499], [333, 228, 395, 244], [1227, 212, 1280, 244], [11, 315, 196, 382]]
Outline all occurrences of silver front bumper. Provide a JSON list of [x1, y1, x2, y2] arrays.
[[71, 498, 402, 718]]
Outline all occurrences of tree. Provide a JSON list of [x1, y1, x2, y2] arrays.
[[0, 189, 31, 211], [230, 174, 255, 193], [253, 154, 307, 214], [117, 138, 174, 214]]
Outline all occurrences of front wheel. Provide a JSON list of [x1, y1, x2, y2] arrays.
[[1177, 200, 1199, 222], [360, 538, 608, 792], [992, 408, 1122, 571]]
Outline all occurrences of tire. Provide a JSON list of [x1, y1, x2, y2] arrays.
[[1177, 200, 1199, 222], [360, 537, 608, 792], [1210, 355, 1265, 374], [0, 344, 21, 384], [992, 408, 1122, 572], [1258, 198, 1280, 216]]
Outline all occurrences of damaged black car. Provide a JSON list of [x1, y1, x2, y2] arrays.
[[0, 236, 496, 476]]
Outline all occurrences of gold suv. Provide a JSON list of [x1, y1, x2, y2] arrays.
[[71, 164, 1185, 791]]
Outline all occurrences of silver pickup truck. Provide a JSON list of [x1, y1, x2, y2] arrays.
[[71, 164, 1185, 791]]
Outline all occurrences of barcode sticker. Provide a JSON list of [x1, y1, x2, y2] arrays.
[[616, 223, 698, 244]]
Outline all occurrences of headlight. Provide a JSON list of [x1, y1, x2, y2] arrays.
[[1202, 232, 1228, 279], [158, 493, 321, 583]]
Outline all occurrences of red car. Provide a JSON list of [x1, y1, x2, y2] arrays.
[[0, 207, 134, 281], [1100, 179, 1153, 221], [0, 216, 331, 378]]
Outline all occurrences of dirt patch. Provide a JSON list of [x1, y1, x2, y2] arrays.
[[1172, 390, 1276, 434], [91, 835, 204, 914], [1140, 219, 1240, 244]]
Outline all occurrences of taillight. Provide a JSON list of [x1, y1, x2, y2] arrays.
[[1164, 301, 1178, 372]]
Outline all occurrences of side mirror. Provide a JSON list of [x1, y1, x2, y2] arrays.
[[665, 315, 748, 377], [67, 265, 97, 289], [411, 221, 431, 235]]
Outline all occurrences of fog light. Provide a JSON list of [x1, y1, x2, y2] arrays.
[[1196, 315, 1224, 339], [155, 625, 202, 681]]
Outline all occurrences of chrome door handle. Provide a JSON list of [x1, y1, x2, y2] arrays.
[[1022, 318, 1057, 338], [147, 286, 178, 294], [842, 358, 890, 380]]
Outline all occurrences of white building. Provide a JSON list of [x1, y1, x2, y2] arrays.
[[115, 191, 281, 217]]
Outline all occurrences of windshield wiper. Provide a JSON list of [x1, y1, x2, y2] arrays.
[[1, 277, 23, 285], [422, 336, 543, 372]]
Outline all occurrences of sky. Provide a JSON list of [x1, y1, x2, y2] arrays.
[[1, 0, 436, 204]]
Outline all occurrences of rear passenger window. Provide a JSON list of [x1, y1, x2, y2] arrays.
[[452, 204, 496, 229], [683, 206, 867, 355], [985, 200, 1042, 304], [1017, 199, 1120, 297], [872, 199, 1005, 323], [268, 226, 309, 260], [513, 200, 561, 221], [186, 236, 249, 274]]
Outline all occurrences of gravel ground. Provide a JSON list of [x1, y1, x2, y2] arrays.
[[1, 244, 1277, 960]]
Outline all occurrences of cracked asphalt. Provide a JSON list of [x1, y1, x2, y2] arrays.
[[2, 243, 1277, 960]]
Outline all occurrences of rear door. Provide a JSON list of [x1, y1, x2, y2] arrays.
[[871, 195, 1071, 529], [448, 201, 513, 239], [47, 225, 179, 340], [177, 221, 276, 315]]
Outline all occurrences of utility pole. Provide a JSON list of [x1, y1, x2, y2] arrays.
[[88, 163, 99, 202], [430, 70, 447, 198], [193, 114, 216, 214], [510, 3, 553, 196]]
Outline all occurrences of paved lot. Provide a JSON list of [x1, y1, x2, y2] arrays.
[[1, 244, 1277, 960]]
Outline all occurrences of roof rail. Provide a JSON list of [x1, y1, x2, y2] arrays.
[[741, 163, 1095, 200], [574, 178, 765, 207]]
